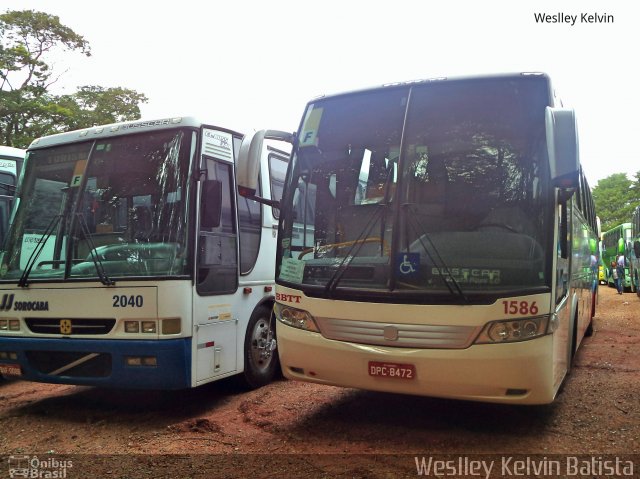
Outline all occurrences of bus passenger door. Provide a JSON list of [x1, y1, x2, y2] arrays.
[[193, 138, 240, 383], [553, 197, 572, 389]]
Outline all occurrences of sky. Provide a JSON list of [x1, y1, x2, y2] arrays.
[[2, 0, 637, 185]]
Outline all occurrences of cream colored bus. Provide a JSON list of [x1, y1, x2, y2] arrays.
[[237, 73, 598, 404]]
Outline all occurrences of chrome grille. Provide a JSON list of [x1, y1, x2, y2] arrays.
[[314, 317, 481, 349]]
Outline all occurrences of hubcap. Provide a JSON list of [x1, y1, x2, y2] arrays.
[[250, 317, 274, 372]]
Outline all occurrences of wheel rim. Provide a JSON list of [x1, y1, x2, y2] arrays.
[[250, 316, 275, 373]]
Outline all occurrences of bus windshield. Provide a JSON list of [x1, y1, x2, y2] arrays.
[[278, 76, 553, 302], [0, 129, 192, 283]]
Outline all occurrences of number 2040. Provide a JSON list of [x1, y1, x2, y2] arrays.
[[113, 295, 144, 308], [502, 300, 538, 315]]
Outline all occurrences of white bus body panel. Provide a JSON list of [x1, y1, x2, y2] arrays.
[[276, 288, 566, 404]]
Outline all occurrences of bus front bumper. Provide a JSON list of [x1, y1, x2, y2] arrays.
[[0, 337, 191, 389], [277, 323, 556, 405]]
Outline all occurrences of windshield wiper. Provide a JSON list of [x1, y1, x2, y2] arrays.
[[17, 213, 115, 287], [75, 213, 115, 286], [402, 203, 469, 304], [324, 167, 396, 297], [324, 204, 386, 297], [18, 215, 62, 287]]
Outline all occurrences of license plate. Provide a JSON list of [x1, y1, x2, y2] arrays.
[[0, 363, 21, 377], [368, 361, 416, 380]]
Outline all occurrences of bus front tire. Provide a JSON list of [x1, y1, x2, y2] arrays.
[[237, 305, 280, 390]]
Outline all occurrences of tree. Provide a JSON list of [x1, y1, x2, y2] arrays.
[[630, 170, 640, 207], [592, 172, 640, 232], [0, 9, 147, 148], [58, 86, 149, 131]]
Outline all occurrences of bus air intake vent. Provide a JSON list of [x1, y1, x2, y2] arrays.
[[25, 351, 111, 377]]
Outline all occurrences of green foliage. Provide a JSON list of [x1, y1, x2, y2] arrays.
[[58, 86, 148, 131], [593, 171, 640, 231], [1, 9, 147, 148]]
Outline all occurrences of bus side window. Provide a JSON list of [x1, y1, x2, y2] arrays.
[[0, 171, 16, 191], [197, 157, 238, 295], [556, 201, 570, 303], [269, 153, 287, 219], [237, 177, 261, 275]]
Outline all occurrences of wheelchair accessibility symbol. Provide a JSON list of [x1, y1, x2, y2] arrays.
[[396, 253, 420, 277]]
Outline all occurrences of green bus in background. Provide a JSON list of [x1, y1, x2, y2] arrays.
[[631, 206, 640, 297], [595, 216, 606, 284], [601, 223, 633, 292]]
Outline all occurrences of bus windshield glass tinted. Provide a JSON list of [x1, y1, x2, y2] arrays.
[[0, 129, 192, 282], [277, 75, 553, 300]]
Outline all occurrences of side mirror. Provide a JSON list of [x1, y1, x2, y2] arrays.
[[201, 180, 222, 228], [634, 240, 640, 259], [546, 107, 579, 189], [237, 129, 294, 197]]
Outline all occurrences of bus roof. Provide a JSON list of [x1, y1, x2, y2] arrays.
[[305, 71, 552, 104], [27, 117, 245, 151], [603, 223, 633, 231], [601, 223, 633, 237], [0, 145, 26, 159]]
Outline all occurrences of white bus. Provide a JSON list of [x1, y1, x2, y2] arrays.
[[237, 73, 598, 404], [0, 117, 288, 390], [0, 145, 25, 247]]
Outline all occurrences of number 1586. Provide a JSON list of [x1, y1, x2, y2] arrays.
[[502, 300, 538, 315]]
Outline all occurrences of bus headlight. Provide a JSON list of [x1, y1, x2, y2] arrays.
[[141, 321, 157, 333], [475, 316, 550, 344], [124, 319, 178, 334], [0, 319, 20, 332], [124, 321, 140, 333], [274, 303, 319, 333]]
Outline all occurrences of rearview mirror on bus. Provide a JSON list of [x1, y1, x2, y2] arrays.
[[237, 129, 294, 198], [545, 107, 579, 189], [201, 179, 222, 228]]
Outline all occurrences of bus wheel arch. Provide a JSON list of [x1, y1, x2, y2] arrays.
[[237, 302, 281, 390]]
